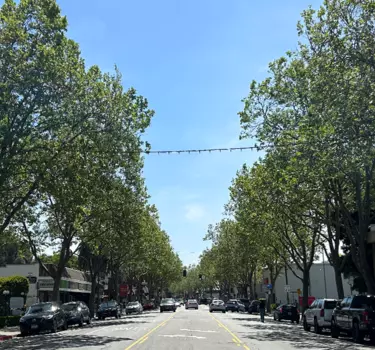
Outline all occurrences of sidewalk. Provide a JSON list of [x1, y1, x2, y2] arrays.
[[0, 326, 20, 342]]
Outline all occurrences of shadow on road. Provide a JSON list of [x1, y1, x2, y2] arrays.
[[4, 334, 133, 349], [239, 322, 370, 349]]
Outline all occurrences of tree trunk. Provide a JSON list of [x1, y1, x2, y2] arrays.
[[333, 267, 345, 299], [248, 271, 254, 300], [52, 272, 62, 302], [302, 270, 309, 312], [89, 275, 97, 317]]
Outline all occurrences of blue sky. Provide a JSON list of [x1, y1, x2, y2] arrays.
[[52, 0, 323, 266]]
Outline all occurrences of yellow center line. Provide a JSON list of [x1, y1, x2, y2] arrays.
[[124, 313, 175, 350], [211, 314, 249, 349]]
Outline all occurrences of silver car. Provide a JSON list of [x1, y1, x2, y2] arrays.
[[185, 299, 199, 310], [126, 301, 143, 315], [209, 300, 226, 313]]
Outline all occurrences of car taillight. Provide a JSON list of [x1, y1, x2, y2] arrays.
[[280, 308, 283, 313], [363, 311, 369, 324], [320, 309, 324, 317]]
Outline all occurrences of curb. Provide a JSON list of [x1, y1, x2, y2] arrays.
[[0, 335, 15, 342]]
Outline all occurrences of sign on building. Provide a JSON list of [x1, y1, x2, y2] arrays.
[[284, 285, 291, 292]]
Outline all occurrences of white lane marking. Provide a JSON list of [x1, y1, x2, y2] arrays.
[[180, 329, 218, 333], [159, 335, 206, 339]]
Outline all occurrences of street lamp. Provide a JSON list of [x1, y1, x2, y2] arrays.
[[3, 290, 10, 317]]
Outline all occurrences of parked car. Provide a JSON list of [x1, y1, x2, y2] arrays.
[[226, 300, 246, 313], [209, 300, 226, 313], [274, 304, 300, 323], [20, 302, 67, 336], [331, 295, 375, 343], [185, 299, 199, 310], [125, 301, 143, 315], [160, 298, 176, 312], [97, 300, 121, 320], [239, 299, 250, 312], [62, 301, 91, 327], [303, 298, 337, 333], [143, 300, 155, 311], [248, 300, 260, 314]]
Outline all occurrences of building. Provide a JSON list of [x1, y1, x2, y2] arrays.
[[0, 263, 92, 306], [257, 263, 352, 304]]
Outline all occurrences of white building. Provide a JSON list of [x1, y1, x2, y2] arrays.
[[0, 263, 91, 306], [258, 263, 352, 304]]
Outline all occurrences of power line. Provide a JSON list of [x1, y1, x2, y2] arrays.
[[143, 146, 260, 155]]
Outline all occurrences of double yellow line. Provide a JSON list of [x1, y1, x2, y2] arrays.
[[124, 313, 175, 350], [211, 314, 250, 350]]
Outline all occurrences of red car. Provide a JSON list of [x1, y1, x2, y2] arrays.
[[143, 301, 155, 311]]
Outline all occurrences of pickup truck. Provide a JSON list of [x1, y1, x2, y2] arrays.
[[331, 295, 375, 343]]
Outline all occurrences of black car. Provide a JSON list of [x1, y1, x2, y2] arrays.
[[240, 299, 250, 312], [274, 304, 300, 323], [160, 298, 176, 312], [97, 301, 121, 320], [225, 300, 246, 312], [20, 302, 67, 336], [62, 301, 91, 326], [248, 300, 260, 314]]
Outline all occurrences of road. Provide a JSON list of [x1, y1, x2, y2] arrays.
[[1, 306, 370, 350]]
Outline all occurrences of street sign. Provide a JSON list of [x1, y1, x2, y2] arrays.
[[267, 284, 272, 290], [284, 285, 291, 292]]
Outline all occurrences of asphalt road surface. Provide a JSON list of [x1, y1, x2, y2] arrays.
[[1, 306, 371, 350]]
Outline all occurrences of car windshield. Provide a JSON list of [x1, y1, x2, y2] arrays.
[[27, 304, 55, 314], [100, 301, 116, 308], [161, 299, 174, 304], [213, 300, 224, 305], [188, 300, 196, 303], [127, 302, 138, 306], [62, 304, 78, 311], [324, 301, 337, 309]]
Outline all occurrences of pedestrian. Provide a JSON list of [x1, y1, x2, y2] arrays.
[[259, 299, 265, 323]]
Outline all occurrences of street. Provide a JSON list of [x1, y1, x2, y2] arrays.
[[0, 306, 371, 350]]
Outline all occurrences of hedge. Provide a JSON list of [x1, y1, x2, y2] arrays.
[[0, 316, 21, 328], [0, 276, 29, 296]]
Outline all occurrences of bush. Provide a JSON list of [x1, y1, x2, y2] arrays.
[[0, 316, 21, 328], [0, 276, 29, 296]]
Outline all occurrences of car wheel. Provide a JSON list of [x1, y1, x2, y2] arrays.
[[79, 315, 84, 327], [174, 309, 176, 312], [331, 319, 339, 338], [87, 316, 91, 325], [63, 319, 68, 330], [314, 318, 322, 334], [209, 310, 213, 313], [51, 319, 58, 333], [303, 317, 310, 331], [115, 313, 119, 319], [160, 309, 163, 313], [352, 321, 364, 343], [20, 331, 28, 337], [274, 314, 276, 321], [222, 310, 225, 313], [278, 315, 282, 322]]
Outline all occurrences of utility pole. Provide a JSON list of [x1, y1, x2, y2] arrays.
[[322, 249, 328, 298], [284, 265, 290, 303]]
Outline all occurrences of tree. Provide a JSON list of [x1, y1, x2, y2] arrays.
[[239, 0, 375, 294], [0, 0, 93, 235]]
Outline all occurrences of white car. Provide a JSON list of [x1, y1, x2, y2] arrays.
[[185, 299, 199, 310], [303, 298, 337, 333], [209, 300, 226, 313]]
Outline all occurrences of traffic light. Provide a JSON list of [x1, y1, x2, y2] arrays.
[[183, 269, 187, 277]]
